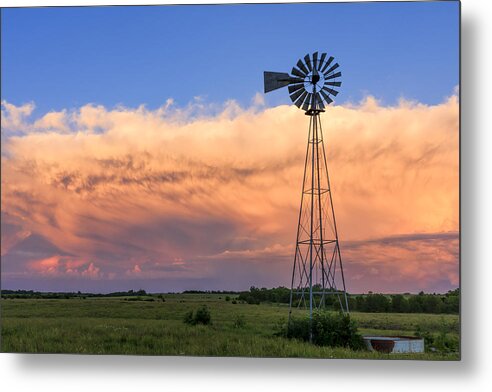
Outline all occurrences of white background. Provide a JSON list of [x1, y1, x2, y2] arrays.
[[1, 0, 491, 391]]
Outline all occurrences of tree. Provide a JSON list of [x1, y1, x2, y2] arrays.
[[422, 295, 443, 313], [408, 295, 423, 313], [364, 294, 390, 312], [390, 294, 409, 313]]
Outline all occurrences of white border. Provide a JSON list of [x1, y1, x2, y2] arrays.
[[0, 0, 443, 7], [2, 0, 492, 391]]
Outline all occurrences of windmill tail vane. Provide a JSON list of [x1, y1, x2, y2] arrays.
[[263, 52, 348, 339]]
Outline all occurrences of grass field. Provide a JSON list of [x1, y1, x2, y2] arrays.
[[0, 294, 460, 360]]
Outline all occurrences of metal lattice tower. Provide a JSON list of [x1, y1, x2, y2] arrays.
[[264, 52, 349, 335]]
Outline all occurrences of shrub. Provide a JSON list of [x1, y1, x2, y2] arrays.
[[415, 323, 459, 353], [194, 305, 211, 325], [277, 311, 365, 350], [241, 295, 260, 305], [183, 305, 212, 326], [231, 300, 237, 304], [225, 296, 231, 301], [433, 331, 459, 353], [233, 314, 246, 328], [183, 310, 194, 325]]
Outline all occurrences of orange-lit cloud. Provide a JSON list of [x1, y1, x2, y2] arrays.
[[25, 255, 102, 279], [0, 93, 459, 293]]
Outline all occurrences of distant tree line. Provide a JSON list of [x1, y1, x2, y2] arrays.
[[238, 286, 291, 305], [182, 290, 239, 294], [236, 286, 459, 314], [1, 287, 460, 314], [348, 289, 459, 314], [1, 289, 148, 299]]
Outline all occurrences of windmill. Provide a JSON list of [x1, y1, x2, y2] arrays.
[[264, 52, 349, 336]]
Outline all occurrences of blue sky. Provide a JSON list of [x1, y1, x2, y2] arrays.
[[2, 1, 459, 117]]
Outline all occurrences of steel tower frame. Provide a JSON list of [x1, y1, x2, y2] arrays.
[[288, 86, 349, 338]]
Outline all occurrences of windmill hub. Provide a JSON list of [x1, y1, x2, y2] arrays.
[[311, 74, 320, 85]]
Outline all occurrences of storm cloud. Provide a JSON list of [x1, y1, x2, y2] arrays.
[[1, 93, 459, 293]]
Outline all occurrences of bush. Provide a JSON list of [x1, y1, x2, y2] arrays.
[[231, 300, 237, 304], [415, 323, 459, 353], [225, 296, 231, 301], [278, 311, 366, 350], [183, 310, 194, 325], [233, 314, 246, 328], [183, 305, 212, 326], [433, 331, 459, 353], [194, 305, 211, 325], [241, 295, 260, 305]]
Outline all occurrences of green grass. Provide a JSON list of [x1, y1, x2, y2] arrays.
[[0, 295, 459, 359]]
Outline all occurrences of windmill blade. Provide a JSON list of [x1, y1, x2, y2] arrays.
[[302, 93, 313, 111], [297, 59, 309, 75], [312, 52, 319, 70], [318, 53, 327, 70], [322, 86, 339, 96], [288, 83, 305, 95], [294, 90, 309, 108], [304, 54, 313, 72], [323, 63, 340, 77], [324, 81, 342, 87], [264, 71, 291, 93], [290, 87, 306, 102], [291, 66, 306, 79], [316, 93, 325, 110], [325, 71, 342, 80], [320, 89, 334, 105], [320, 56, 334, 73]]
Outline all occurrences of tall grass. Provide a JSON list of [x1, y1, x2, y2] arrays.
[[0, 295, 459, 359]]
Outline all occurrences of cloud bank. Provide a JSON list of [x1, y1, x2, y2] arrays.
[[1, 94, 459, 293]]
